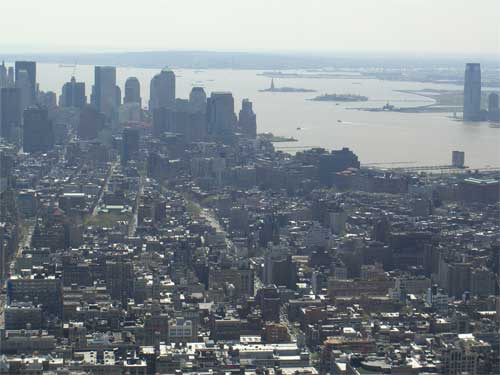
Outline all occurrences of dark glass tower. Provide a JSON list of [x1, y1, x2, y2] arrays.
[[122, 127, 140, 163], [23, 106, 54, 153], [0, 87, 22, 141]]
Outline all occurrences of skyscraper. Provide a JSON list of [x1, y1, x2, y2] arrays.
[[149, 69, 175, 110], [115, 85, 122, 108], [78, 105, 105, 140], [60, 76, 86, 108], [463, 63, 481, 121], [488, 92, 499, 122], [0, 61, 7, 88], [37, 91, 57, 109], [189, 87, 207, 113], [23, 106, 54, 153], [238, 99, 257, 138], [0, 87, 22, 141], [16, 69, 33, 111], [122, 127, 140, 163], [91, 66, 119, 118], [7, 67, 14, 87], [124, 77, 141, 106], [207, 92, 237, 138], [14, 61, 36, 103]]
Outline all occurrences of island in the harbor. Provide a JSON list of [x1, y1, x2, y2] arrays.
[[309, 93, 369, 102], [260, 79, 316, 93], [258, 132, 298, 142], [354, 88, 497, 114]]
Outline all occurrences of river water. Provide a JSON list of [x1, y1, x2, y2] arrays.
[[35, 63, 500, 169]]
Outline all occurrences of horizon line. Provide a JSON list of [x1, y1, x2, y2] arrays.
[[1, 48, 499, 61]]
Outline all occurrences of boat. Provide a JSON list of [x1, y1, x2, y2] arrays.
[[296, 127, 302, 130], [337, 120, 342, 123]]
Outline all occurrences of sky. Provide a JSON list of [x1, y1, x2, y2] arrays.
[[1, 0, 498, 57]]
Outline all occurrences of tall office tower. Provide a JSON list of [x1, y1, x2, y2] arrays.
[[122, 127, 140, 163], [207, 92, 237, 138], [487, 92, 499, 122], [153, 103, 207, 142], [238, 99, 257, 138], [7, 67, 14, 86], [124, 77, 141, 106], [14, 61, 36, 103], [463, 63, 481, 121], [23, 106, 54, 153], [91, 66, 118, 118], [189, 87, 207, 113], [0, 87, 22, 141], [149, 69, 175, 110], [60, 76, 86, 108], [0, 61, 7, 87], [16, 70, 33, 111]]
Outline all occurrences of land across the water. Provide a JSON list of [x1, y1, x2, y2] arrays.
[[258, 133, 298, 142], [258, 71, 365, 79], [309, 93, 369, 102], [259, 78, 316, 93], [260, 86, 316, 93]]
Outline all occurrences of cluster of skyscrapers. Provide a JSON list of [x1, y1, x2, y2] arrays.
[[0, 61, 257, 158], [0, 61, 39, 144]]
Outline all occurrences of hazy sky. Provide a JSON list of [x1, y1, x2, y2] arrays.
[[1, 0, 498, 56]]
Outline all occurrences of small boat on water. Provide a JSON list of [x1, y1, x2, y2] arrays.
[[337, 120, 342, 123], [296, 127, 302, 130]]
